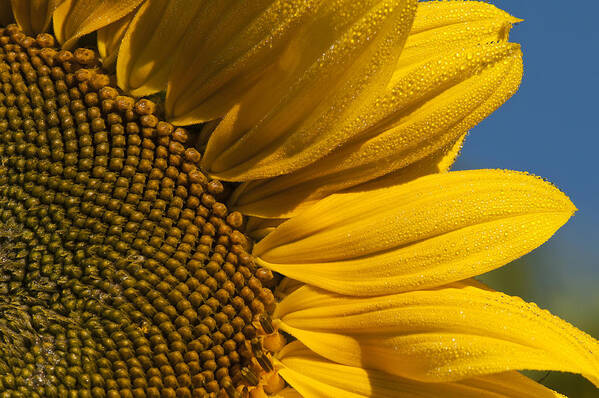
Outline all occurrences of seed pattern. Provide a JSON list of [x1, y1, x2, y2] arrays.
[[0, 25, 275, 398]]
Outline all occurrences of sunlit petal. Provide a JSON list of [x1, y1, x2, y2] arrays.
[[255, 170, 575, 295], [278, 341, 565, 398], [201, 0, 417, 177], [202, 1, 519, 185], [165, 0, 323, 123], [233, 132, 467, 218], [230, 2, 521, 217], [276, 285, 599, 386]]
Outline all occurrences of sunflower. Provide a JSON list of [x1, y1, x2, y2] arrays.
[[0, 1, 596, 398]]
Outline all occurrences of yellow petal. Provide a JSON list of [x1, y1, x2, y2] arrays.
[[254, 170, 575, 295], [278, 341, 565, 398], [232, 132, 467, 219], [10, 0, 59, 34], [53, 0, 143, 49], [202, 1, 518, 185], [335, 130, 467, 197], [437, 132, 467, 174], [116, 0, 207, 96], [273, 388, 303, 398], [200, 0, 417, 175], [450, 277, 495, 291], [275, 278, 305, 301], [97, 12, 134, 69], [246, 216, 286, 241], [276, 285, 599, 386], [165, 0, 324, 124], [231, 1, 521, 217], [397, 0, 521, 71]]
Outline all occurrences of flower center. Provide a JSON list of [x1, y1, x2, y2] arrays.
[[0, 25, 278, 398]]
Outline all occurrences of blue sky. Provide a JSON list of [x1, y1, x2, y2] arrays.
[[452, 1, 599, 331]]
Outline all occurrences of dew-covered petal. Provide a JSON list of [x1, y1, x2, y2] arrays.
[[10, 0, 59, 34], [53, 0, 143, 49], [254, 170, 575, 295], [97, 12, 134, 68], [232, 131, 467, 219], [332, 129, 467, 197], [231, 1, 521, 217], [233, 42, 520, 216], [200, 0, 417, 178], [165, 0, 325, 124], [278, 341, 565, 398], [116, 0, 207, 96], [201, 1, 517, 184], [396, 0, 521, 70], [276, 285, 599, 386]]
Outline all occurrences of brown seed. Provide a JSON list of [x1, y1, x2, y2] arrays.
[[0, 25, 274, 397]]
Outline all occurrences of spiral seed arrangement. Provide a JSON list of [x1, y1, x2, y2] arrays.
[[0, 25, 278, 398]]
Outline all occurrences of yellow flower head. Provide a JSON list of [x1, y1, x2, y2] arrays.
[[0, 1, 595, 397]]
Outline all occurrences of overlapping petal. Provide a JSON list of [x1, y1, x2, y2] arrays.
[[231, 2, 522, 218], [346, 131, 467, 194], [97, 12, 134, 68], [201, 1, 518, 186], [232, 130, 467, 219], [237, 132, 468, 231], [278, 341, 565, 398], [246, 216, 287, 241], [275, 285, 599, 386], [254, 170, 575, 295], [200, 0, 417, 177], [400, 1, 522, 68], [53, 0, 142, 49], [167, 0, 417, 125], [146, 0, 324, 108], [10, 0, 59, 34], [116, 0, 207, 96]]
